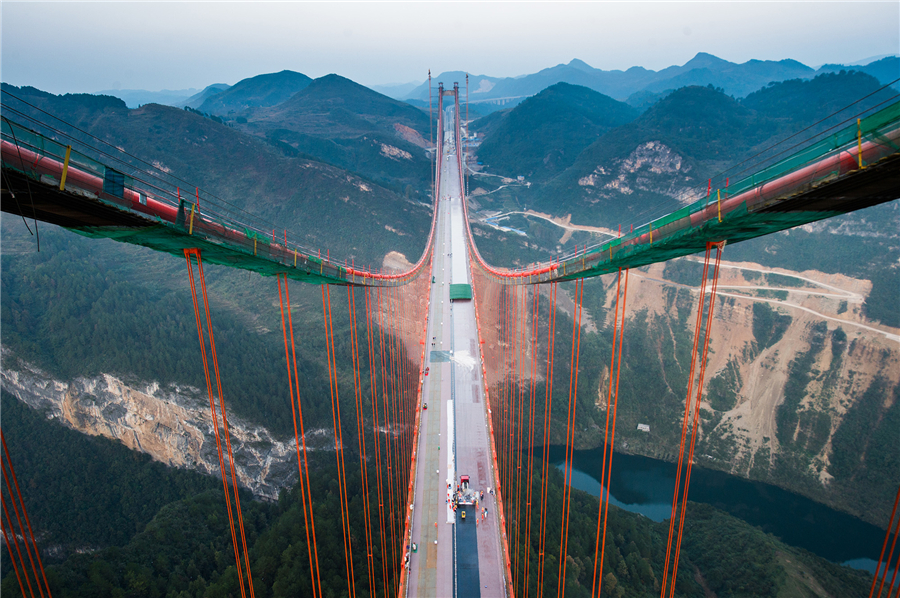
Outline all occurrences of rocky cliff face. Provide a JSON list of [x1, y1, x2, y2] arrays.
[[598, 258, 900, 525], [0, 351, 323, 500]]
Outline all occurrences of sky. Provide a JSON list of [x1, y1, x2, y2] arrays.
[[2, 1, 898, 95]]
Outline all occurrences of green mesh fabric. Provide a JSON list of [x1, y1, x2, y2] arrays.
[[70, 225, 340, 285], [483, 100, 900, 285], [4, 101, 899, 288]]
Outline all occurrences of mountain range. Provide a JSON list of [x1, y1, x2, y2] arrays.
[[93, 52, 899, 115], [403, 53, 899, 107], [472, 70, 897, 225]]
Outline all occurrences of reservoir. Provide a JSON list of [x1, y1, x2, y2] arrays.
[[546, 445, 895, 577]]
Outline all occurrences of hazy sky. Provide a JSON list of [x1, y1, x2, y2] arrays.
[[2, 1, 898, 94]]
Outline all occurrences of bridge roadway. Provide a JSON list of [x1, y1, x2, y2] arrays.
[[406, 106, 507, 597]]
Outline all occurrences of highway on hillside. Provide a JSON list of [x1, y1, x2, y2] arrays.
[[406, 104, 508, 597]]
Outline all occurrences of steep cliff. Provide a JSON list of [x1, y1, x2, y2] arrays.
[[597, 257, 900, 526], [0, 350, 321, 500]]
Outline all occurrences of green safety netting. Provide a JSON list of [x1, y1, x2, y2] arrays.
[[491, 99, 900, 285], [1, 118, 419, 287]]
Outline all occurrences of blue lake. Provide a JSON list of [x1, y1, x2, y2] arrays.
[[545, 445, 896, 580]]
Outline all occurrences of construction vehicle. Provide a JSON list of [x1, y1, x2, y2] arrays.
[[456, 475, 477, 506]]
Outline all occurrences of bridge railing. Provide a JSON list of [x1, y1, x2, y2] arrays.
[[1, 92, 437, 287], [467, 99, 900, 284]]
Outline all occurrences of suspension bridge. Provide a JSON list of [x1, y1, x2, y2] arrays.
[[2, 78, 900, 598]]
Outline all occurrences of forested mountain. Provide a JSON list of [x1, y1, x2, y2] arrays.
[[502, 71, 895, 228], [198, 70, 312, 115], [250, 74, 430, 139], [178, 83, 231, 109], [1, 83, 432, 262], [240, 74, 434, 193], [474, 83, 638, 181]]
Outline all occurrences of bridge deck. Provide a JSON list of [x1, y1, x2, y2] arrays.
[[406, 106, 507, 597]]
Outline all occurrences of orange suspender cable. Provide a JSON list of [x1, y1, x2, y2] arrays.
[[321, 285, 356, 598], [592, 268, 623, 597], [366, 288, 390, 598], [396, 285, 407, 585], [503, 286, 512, 509], [499, 286, 507, 508], [509, 285, 520, 533], [505, 286, 512, 502], [515, 285, 530, 593], [1, 508, 28, 597], [1, 493, 35, 598], [515, 285, 528, 594], [398, 286, 408, 566], [870, 484, 900, 598], [386, 286, 400, 589], [196, 252, 256, 598], [396, 285, 408, 586], [184, 249, 249, 598], [276, 274, 322, 598], [348, 287, 377, 598], [564, 278, 585, 597], [503, 285, 511, 506], [595, 269, 630, 597], [668, 244, 723, 598], [197, 256, 257, 595], [872, 487, 900, 598], [888, 556, 900, 598], [1, 433, 51, 598], [660, 244, 712, 597], [558, 278, 584, 598], [380, 286, 399, 594], [523, 285, 541, 595], [887, 549, 900, 598], [537, 281, 558, 598], [399, 290, 408, 561], [557, 280, 578, 597], [398, 289, 410, 494], [380, 287, 398, 596], [1, 462, 44, 598]]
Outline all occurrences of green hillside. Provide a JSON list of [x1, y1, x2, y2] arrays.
[[236, 74, 435, 194], [2, 83, 432, 263], [474, 82, 638, 181], [249, 74, 431, 139], [521, 71, 893, 230], [1, 417, 872, 597], [198, 70, 312, 115], [743, 70, 889, 127]]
